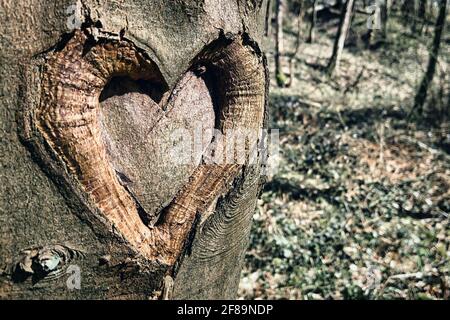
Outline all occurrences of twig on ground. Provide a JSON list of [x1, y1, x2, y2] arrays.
[[344, 67, 366, 95]]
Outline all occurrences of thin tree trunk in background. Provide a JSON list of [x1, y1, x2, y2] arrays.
[[427, 0, 435, 19], [275, 0, 286, 86], [287, 0, 304, 88], [418, 0, 427, 20], [401, 0, 413, 22], [447, 88, 450, 121], [411, 0, 447, 117], [417, 0, 427, 34], [401, 0, 418, 32], [265, 0, 272, 36], [366, 0, 380, 47], [424, 0, 435, 35], [381, 0, 390, 40], [412, 0, 418, 32], [307, 0, 318, 43], [326, 0, 355, 76]]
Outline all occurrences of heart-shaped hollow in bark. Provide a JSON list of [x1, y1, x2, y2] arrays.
[[35, 30, 265, 266], [99, 73, 216, 226]]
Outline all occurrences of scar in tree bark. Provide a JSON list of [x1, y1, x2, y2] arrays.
[[33, 30, 265, 267]]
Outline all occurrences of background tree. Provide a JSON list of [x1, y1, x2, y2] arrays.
[[287, 0, 304, 87], [381, 0, 391, 40], [0, 0, 268, 299], [307, 0, 318, 43], [265, 0, 273, 36], [401, 0, 415, 24], [417, 0, 427, 35], [235, 0, 450, 301], [411, 0, 447, 118], [275, 0, 287, 86], [326, 0, 355, 75]]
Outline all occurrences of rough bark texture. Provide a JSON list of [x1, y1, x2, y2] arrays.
[[0, 0, 269, 299]]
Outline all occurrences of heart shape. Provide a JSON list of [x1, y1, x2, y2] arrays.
[[34, 30, 265, 266], [99, 72, 215, 226]]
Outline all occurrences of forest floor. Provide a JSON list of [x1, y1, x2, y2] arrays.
[[238, 9, 450, 299]]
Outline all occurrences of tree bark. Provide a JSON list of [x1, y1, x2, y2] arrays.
[[0, 0, 269, 299], [275, 0, 286, 86], [326, 0, 354, 76], [411, 0, 447, 117]]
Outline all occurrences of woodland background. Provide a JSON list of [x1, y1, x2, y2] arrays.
[[237, 0, 449, 299]]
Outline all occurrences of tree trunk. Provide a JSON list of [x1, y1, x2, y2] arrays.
[[265, 0, 272, 36], [335, 0, 344, 10], [411, 0, 447, 117], [412, 0, 419, 32], [447, 88, 450, 121], [326, 0, 354, 76], [0, 0, 269, 300], [381, 0, 391, 40], [417, 0, 427, 34], [287, 0, 304, 88], [275, 0, 286, 86], [307, 0, 318, 43], [401, 0, 416, 30], [418, 0, 427, 20]]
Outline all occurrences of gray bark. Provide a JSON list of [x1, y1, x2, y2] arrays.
[[0, 0, 269, 300]]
